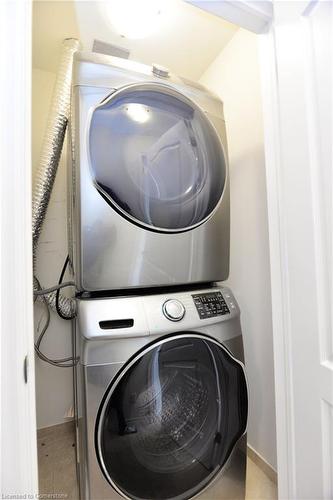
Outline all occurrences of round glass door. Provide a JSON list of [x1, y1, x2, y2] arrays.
[[89, 84, 227, 232], [96, 335, 248, 500]]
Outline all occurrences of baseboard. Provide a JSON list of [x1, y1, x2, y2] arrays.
[[247, 445, 278, 484]]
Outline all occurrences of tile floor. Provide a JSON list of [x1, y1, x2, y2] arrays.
[[37, 422, 277, 500]]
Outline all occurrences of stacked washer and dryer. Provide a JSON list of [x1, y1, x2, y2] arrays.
[[68, 52, 248, 500]]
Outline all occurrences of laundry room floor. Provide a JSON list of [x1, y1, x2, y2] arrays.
[[37, 422, 277, 500]]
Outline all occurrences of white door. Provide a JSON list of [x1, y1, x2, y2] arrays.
[[264, 2, 333, 498]]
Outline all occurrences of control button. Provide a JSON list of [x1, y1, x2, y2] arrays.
[[192, 291, 230, 319], [162, 299, 185, 322]]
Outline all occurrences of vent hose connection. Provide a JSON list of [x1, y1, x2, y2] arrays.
[[32, 38, 79, 318]]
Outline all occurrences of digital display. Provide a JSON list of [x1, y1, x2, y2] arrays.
[[192, 291, 230, 319]]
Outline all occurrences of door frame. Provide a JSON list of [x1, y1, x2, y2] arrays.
[[258, 25, 295, 499], [260, 3, 333, 498], [0, 0, 38, 495]]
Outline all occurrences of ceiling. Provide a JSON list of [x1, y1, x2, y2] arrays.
[[32, 0, 238, 81]]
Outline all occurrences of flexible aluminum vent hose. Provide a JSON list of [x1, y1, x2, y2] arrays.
[[32, 38, 79, 318]]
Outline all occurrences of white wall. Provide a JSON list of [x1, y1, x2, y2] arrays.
[[200, 29, 277, 470], [32, 68, 73, 429]]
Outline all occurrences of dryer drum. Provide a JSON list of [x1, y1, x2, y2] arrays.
[[89, 84, 227, 233], [96, 335, 248, 500]]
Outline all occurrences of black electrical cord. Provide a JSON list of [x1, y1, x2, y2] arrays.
[[56, 255, 75, 320]]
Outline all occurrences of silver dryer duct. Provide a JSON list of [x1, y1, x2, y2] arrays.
[[32, 38, 79, 318]]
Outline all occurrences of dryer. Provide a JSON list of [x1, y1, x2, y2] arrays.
[[68, 53, 230, 293], [74, 285, 248, 499]]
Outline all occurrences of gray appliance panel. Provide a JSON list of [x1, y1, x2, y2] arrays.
[[69, 55, 230, 292], [76, 285, 240, 365], [73, 52, 224, 117]]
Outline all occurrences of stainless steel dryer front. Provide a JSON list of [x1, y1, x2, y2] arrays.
[[68, 53, 230, 292], [74, 286, 248, 500]]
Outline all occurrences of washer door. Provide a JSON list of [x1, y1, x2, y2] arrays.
[[89, 83, 227, 232], [96, 335, 248, 500]]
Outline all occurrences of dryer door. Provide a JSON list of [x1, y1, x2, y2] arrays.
[[89, 83, 227, 232], [96, 334, 248, 500]]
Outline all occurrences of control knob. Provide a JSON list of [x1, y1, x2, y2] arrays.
[[162, 299, 185, 322]]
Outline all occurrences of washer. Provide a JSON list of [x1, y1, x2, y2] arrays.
[[74, 286, 248, 500], [68, 53, 230, 293]]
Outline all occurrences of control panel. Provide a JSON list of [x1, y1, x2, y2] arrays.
[[192, 291, 230, 319]]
